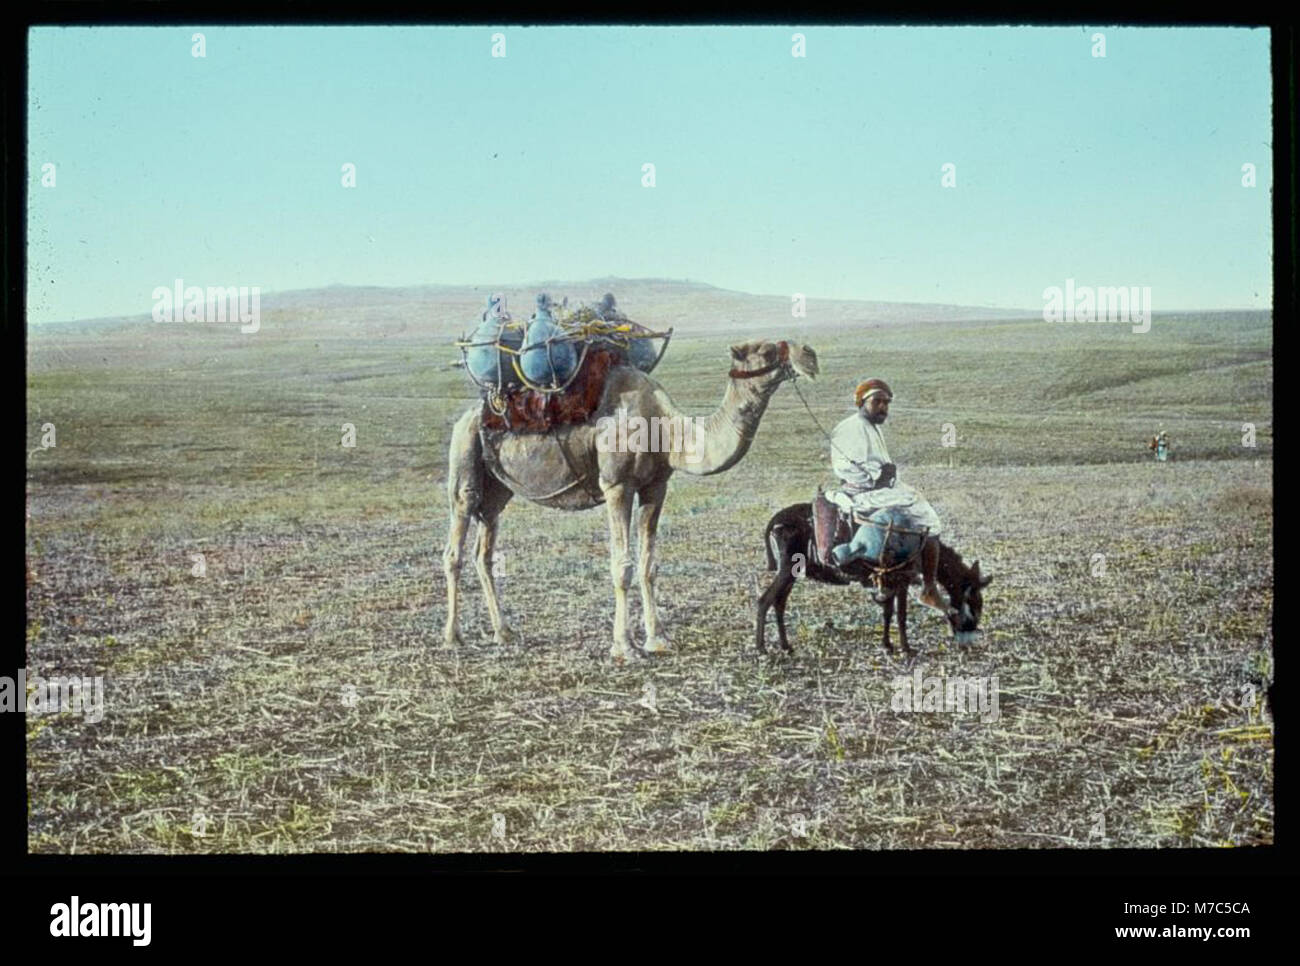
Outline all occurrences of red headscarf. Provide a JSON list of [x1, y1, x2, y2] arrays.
[[854, 378, 893, 408]]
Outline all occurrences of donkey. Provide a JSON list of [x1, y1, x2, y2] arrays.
[[757, 502, 991, 655]]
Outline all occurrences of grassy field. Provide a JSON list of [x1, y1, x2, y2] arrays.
[[25, 292, 1273, 851]]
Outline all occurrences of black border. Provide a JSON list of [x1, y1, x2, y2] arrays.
[[6, 3, 1291, 938]]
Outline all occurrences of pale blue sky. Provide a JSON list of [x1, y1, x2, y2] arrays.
[[27, 25, 1272, 323]]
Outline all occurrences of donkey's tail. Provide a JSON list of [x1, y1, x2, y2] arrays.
[[764, 519, 779, 571]]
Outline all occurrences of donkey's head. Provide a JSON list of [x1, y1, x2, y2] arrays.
[[940, 556, 992, 646]]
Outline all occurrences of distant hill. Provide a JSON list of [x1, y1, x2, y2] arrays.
[[267, 277, 1042, 333], [29, 278, 1043, 337]]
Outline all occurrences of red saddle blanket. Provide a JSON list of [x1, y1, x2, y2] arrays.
[[481, 348, 623, 433], [812, 488, 852, 567]]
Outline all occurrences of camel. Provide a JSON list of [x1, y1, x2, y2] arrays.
[[443, 339, 819, 660]]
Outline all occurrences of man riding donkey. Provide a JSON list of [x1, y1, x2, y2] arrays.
[[822, 377, 947, 613]]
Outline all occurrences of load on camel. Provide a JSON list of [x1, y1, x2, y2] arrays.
[[444, 291, 819, 661]]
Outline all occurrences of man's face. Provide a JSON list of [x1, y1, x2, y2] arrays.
[[862, 394, 890, 424]]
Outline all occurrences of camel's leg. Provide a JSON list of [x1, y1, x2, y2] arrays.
[[444, 505, 471, 646], [602, 481, 636, 661], [636, 478, 671, 654], [443, 410, 482, 647], [473, 473, 515, 645]]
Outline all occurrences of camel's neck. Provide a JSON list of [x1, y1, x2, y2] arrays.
[[667, 374, 779, 475]]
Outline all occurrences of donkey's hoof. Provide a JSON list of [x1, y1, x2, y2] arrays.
[[643, 635, 673, 655], [493, 626, 517, 645]]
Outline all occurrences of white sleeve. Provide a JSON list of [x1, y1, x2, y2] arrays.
[[831, 418, 877, 487]]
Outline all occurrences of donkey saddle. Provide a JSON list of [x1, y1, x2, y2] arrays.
[[812, 487, 853, 569], [813, 487, 928, 573]]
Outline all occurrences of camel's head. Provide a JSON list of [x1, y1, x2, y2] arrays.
[[728, 340, 818, 390]]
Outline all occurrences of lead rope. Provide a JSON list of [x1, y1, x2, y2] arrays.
[[790, 378, 876, 481]]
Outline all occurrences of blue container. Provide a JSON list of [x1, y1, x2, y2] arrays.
[[626, 333, 660, 372], [831, 507, 926, 569], [521, 318, 578, 386], [466, 318, 523, 388]]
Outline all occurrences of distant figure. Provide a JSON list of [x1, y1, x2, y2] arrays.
[[1149, 429, 1170, 462], [532, 293, 554, 322]]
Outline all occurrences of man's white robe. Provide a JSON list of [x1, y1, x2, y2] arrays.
[[826, 412, 942, 535]]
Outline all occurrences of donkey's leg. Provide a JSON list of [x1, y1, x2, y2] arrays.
[[759, 525, 774, 652], [755, 575, 774, 654], [473, 473, 515, 645], [636, 477, 671, 654], [896, 583, 911, 655], [772, 567, 798, 653], [880, 591, 895, 654], [757, 525, 798, 653], [601, 480, 636, 661]]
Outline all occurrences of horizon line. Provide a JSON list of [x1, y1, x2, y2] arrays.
[[25, 276, 1271, 327]]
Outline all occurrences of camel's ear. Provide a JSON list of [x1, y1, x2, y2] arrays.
[[979, 574, 993, 588], [791, 344, 819, 379], [730, 342, 752, 361]]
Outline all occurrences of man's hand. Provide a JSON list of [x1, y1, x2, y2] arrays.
[[876, 462, 897, 488]]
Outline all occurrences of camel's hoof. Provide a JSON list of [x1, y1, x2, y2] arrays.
[[443, 629, 463, 648], [493, 626, 517, 646], [609, 641, 635, 662], [643, 635, 673, 655]]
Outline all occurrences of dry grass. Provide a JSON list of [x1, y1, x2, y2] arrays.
[[26, 298, 1272, 851]]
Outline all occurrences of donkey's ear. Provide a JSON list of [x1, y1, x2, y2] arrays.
[[979, 574, 993, 588]]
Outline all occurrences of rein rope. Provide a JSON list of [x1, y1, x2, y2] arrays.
[[790, 378, 876, 480]]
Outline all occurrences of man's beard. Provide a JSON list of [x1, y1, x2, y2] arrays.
[[865, 412, 888, 425]]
